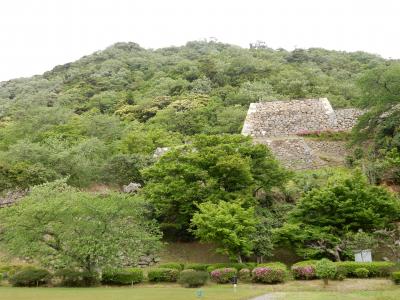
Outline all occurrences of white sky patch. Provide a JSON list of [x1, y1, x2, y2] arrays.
[[1, 0, 399, 81]]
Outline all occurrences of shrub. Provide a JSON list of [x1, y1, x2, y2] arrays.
[[148, 268, 179, 282], [252, 266, 287, 284], [316, 259, 337, 285], [354, 267, 369, 278], [0, 273, 3, 282], [210, 268, 237, 284], [335, 261, 395, 278], [257, 262, 288, 269], [206, 263, 248, 273], [392, 271, 400, 285], [9, 267, 51, 287], [158, 263, 184, 271], [184, 263, 210, 271], [291, 260, 317, 280], [335, 273, 346, 281], [55, 269, 99, 287], [102, 268, 143, 285], [238, 268, 251, 282], [178, 270, 208, 288]]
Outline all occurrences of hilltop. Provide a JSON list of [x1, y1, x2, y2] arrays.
[[0, 41, 391, 192]]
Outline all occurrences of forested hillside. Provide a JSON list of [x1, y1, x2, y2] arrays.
[[0, 41, 391, 190]]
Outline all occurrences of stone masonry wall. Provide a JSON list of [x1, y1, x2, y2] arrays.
[[243, 98, 364, 170]]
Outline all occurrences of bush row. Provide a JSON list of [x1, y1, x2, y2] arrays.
[[2, 260, 398, 287], [291, 261, 396, 280]]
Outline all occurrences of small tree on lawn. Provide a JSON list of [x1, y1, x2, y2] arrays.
[[315, 259, 337, 286], [0, 180, 162, 277], [191, 200, 256, 263]]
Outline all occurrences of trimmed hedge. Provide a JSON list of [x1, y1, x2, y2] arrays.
[[178, 269, 208, 287], [9, 267, 51, 287], [291, 260, 317, 280], [335, 261, 395, 278], [184, 263, 210, 271], [392, 271, 400, 285], [158, 263, 184, 271], [238, 268, 251, 282], [207, 263, 248, 273], [148, 268, 179, 282], [102, 268, 143, 285], [55, 269, 99, 287], [257, 262, 288, 270], [354, 267, 369, 278], [210, 268, 237, 284]]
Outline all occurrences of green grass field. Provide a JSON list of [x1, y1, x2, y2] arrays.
[[0, 279, 399, 300]]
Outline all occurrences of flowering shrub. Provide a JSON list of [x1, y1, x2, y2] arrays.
[[251, 266, 287, 284], [210, 268, 237, 284], [238, 268, 251, 282], [291, 260, 317, 280]]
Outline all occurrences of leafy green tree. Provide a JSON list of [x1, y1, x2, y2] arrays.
[[0, 180, 162, 274], [358, 63, 400, 107], [191, 201, 256, 263], [142, 134, 288, 238], [274, 172, 400, 261]]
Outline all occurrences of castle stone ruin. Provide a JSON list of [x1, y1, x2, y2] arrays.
[[242, 98, 364, 170]]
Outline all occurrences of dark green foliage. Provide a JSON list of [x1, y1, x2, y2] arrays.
[[143, 134, 288, 238], [184, 263, 210, 271], [157, 263, 184, 271], [335, 261, 395, 278], [354, 267, 369, 278], [392, 271, 400, 284], [55, 269, 99, 287], [209, 268, 237, 284], [178, 269, 209, 287], [101, 268, 143, 285], [147, 268, 179, 282], [9, 267, 51, 287]]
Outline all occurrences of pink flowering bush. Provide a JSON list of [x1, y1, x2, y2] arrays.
[[291, 261, 317, 280], [251, 265, 287, 284], [210, 268, 237, 284]]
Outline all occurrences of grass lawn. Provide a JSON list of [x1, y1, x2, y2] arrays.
[[0, 279, 398, 300]]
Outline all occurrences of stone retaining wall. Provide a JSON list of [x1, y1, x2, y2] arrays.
[[243, 98, 363, 170]]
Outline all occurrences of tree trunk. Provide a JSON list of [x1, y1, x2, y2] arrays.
[[237, 254, 243, 263]]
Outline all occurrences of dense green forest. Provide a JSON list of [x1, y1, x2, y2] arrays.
[[0, 41, 394, 190], [0, 41, 399, 270]]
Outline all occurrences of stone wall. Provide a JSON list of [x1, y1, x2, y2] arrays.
[[243, 98, 364, 170], [242, 98, 337, 137]]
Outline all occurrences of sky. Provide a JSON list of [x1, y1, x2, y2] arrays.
[[1, 0, 400, 82]]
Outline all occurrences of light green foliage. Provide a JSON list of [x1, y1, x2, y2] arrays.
[[191, 201, 256, 262], [147, 268, 179, 282], [143, 134, 288, 237], [315, 259, 337, 284], [0, 180, 162, 275], [354, 267, 369, 278], [274, 172, 400, 260], [178, 269, 209, 288]]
